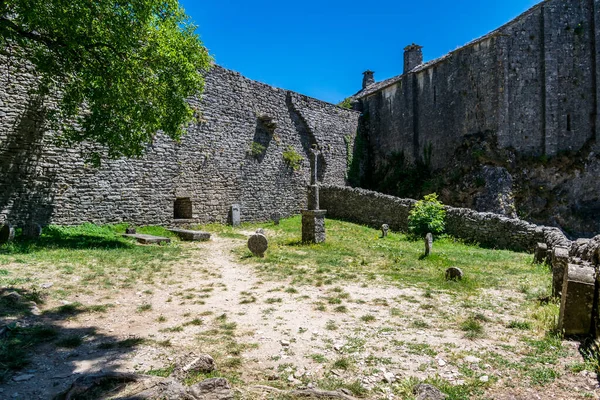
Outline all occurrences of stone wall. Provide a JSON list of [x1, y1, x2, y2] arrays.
[[352, 0, 600, 236], [358, 0, 598, 168], [0, 57, 359, 226], [320, 185, 571, 252]]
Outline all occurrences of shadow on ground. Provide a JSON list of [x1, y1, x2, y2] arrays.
[[0, 287, 143, 399]]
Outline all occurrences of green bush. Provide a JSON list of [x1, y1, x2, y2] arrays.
[[408, 193, 446, 238]]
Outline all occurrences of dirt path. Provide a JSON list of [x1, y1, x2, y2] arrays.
[[2, 235, 599, 399]]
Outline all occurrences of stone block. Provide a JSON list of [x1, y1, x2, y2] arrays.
[[558, 264, 595, 336], [552, 246, 570, 298], [122, 234, 171, 245], [230, 204, 241, 227], [534, 242, 548, 264], [301, 209, 326, 244], [445, 267, 463, 281], [168, 228, 211, 242]]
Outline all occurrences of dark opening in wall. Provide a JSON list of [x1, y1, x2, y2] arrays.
[[567, 114, 572, 131], [174, 198, 192, 219]]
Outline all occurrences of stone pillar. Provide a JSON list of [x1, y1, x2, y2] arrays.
[[308, 185, 320, 210], [404, 44, 423, 74], [362, 70, 375, 89], [534, 243, 548, 264], [558, 264, 595, 336], [551, 246, 569, 298], [302, 210, 326, 244]]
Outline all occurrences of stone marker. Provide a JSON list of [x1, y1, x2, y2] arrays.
[[425, 233, 433, 256], [271, 212, 280, 225], [534, 242, 548, 264], [231, 204, 241, 227], [126, 227, 137, 234], [0, 223, 15, 244], [381, 224, 389, 238], [168, 228, 211, 242], [248, 233, 268, 257], [122, 233, 171, 245], [558, 264, 595, 336], [552, 246, 570, 298], [445, 267, 463, 281], [255, 228, 265, 235], [22, 223, 42, 240]]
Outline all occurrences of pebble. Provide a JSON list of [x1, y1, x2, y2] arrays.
[[40, 282, 54, 289], [437, 359, 446, 367], [280, 340, 290, 347], [464, 355, 481, 363], [479, 375, 489, 383], [383, 372, 395, 383], [13, 374, 34, 382]]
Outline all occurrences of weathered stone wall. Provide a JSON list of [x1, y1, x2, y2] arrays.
[[0, 57, 359, 226], [320, 185, 571, 252], [353, 0, 600, 236], [359, 0, 598, 168]]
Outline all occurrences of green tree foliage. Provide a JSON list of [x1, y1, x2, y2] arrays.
[[408, 193, 446, 238], [0, 0, 211, 162]]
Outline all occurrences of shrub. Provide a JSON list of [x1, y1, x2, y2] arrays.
[[408, 193, 446, 238], [282, 146, 303, 171], [248, 142, 266, 158]]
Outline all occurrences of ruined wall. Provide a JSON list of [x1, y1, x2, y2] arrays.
[[321, 185, 571, 253], [0, 57, 359, 226]]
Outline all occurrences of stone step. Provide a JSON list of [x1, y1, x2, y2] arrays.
[[122, 233, 171, 245], [168, 228, 211, 242]]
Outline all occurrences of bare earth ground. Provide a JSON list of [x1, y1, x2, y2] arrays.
[[1, 232, 599, 399]]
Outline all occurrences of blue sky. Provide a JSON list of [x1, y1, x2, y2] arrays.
[[180, 0, 540, 104]]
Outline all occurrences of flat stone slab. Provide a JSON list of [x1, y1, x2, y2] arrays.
[[122, 233, 171, 245], [168, 228, 211, 242]]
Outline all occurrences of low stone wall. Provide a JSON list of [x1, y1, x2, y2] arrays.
[[320, 185, 571, 252]]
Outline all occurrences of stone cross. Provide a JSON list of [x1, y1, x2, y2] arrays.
[[310, 146, 320, 185]]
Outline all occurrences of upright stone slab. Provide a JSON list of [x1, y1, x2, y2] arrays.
[[230, 204, 241, 227], [302, 210, 326, 244], [0, 223, 15, 244], [271, 212, 280, 226], [558, 264, 595, 336], [424, 233, 433, 256], [248, 233, 268, 257], [22, 223, 42, 240], [552, 246, 570, 298], [381, 224, 389, 238], [534, 243, 548, 264], [445, 267, 463, 281]]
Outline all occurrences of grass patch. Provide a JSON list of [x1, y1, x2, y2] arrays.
[[461, 316, 485, 340]]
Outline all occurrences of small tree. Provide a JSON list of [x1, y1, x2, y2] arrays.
[[408, 193, 446, 238]]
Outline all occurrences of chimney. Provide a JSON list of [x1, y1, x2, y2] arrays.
[[362, 70, 375, 89], [404, 44, 423, 73]]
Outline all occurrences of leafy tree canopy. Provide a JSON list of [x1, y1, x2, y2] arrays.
[[408, 193, 446, 238], [0, 0, 211, 162]]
